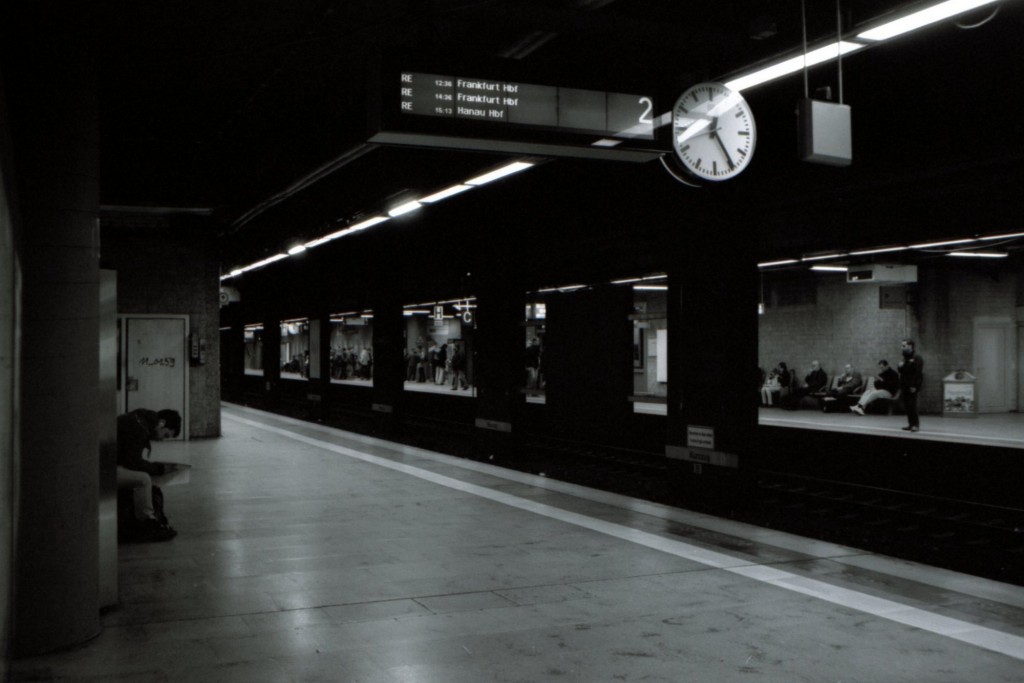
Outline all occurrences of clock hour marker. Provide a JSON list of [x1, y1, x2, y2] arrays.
[[738, 148, 746, 157], [738, 130, 750, 136], [713, 161, 718, 174], [695, 158, 702, 169]]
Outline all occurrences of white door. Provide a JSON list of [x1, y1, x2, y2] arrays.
[[123, 316, 188, 439], [973, 319, 1015, 413]]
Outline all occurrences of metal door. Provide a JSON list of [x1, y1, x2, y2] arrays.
[[123, 316, 188, 439], [973, 319, 1015, 413]]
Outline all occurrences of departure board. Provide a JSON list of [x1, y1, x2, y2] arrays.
[[399, 72, 655, 140]]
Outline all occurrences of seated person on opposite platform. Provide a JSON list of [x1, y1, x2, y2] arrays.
[[850, 360, 900, 415], [117, 408, 181, 541], [760, 362, 790, 406], [794, 361, 828, 401], [830, 364, 864, 399]]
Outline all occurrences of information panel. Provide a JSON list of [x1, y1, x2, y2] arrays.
[[399, 72, 654, 140]]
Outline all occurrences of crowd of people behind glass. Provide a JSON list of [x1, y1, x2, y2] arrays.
[[330, 346, 373, 380], [405, 338, 470, 390]]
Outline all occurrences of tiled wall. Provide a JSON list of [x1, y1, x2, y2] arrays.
[[102, 217, 222, 437]]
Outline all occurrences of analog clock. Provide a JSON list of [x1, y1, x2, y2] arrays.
[[671, 82, 756, 182]]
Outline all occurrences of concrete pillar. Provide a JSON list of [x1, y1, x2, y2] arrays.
[[472, 284, 525, 458], [665, 233, 759, 508], [371, 299, 405, 432], [5, 5, 103, 655]]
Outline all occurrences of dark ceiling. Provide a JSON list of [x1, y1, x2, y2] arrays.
[[9, 1, 1024, 274]]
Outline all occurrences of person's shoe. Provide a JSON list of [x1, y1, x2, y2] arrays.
[[142, 518, 177, 542], [851, 405, 864, 415], [910, 426, 919, 432], [902, 425, 913, 431]]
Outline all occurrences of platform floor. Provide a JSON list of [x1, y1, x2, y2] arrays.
[[759, 406, 1024, 450], [14, 404, 1024, 681]]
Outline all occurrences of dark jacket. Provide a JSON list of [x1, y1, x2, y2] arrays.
[[898, 355, 924, 391], [117, 409, 165, 475], [877, 367, 900, 394], [804, 368, 827, 392]]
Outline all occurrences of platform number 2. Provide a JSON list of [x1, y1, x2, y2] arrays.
[[638, 97, 654, 125]]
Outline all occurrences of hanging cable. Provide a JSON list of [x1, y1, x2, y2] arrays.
[[801, 0, 809, 99], [955, 5, 999, 29], [836, 0, 844, 105]]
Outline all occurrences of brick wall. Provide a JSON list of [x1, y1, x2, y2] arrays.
[[759, 263, 1019, 413]]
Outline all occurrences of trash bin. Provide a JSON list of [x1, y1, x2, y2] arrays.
[[943, 370, 977, 417]]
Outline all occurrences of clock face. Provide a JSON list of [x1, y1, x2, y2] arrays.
[[671, 82, 756, 181]]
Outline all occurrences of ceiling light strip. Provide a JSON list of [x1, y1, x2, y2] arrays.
[[758, 229, 1020, 273], [947, 251, 1008, 258], [857, 0, 1001, 42], [465, 161, 534, 186], [978, 231, 1024, 241], [801, 253, 847, 262], [725, 41, 865, 92], [387, 200, 422, 217], [910, 238, 978, 249], [223, 160, 537, 281], [758, 259, 800, 269], [420, 184, 472, 203], [847, 245, 909, 256]]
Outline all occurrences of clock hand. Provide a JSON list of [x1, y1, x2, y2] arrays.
[[711, 127, 736, 170]]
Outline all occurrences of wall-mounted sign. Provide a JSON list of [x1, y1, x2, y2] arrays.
[[686, 425, 715, 450], [399, 72, 655, 140], [370, 65, 667, 162]]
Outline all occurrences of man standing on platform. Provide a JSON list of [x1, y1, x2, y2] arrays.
[[899, 339, 924, 432]]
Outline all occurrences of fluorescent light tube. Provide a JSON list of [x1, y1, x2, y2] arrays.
[[811, 265, 849, 272], [287, 245, 307, 255], [388, 200, 422, 217], [633, 285, 668, 290], [757, 259, 800, 268], [246, 253, 288, 271], [947, 251, 1008, 258], [591, 139, 621, 147], [801, 253, 847, 262], [537, 284, 586, 293], [979, 231, 1024, 241], [346, 216, 389, 232], [725, 41, 865, 92], [465, 161, 534, 186], [848, 245, 909, 256], [858, 0, 1000, 42], [910, 238, 977, 249], [304, 216, 389, 248], [420, 185, 472, 203]]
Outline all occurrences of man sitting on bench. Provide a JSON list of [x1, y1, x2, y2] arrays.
[[117, 408, 181, 541], [830, 363, 864, 400], [850, 360, 899, 415]]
